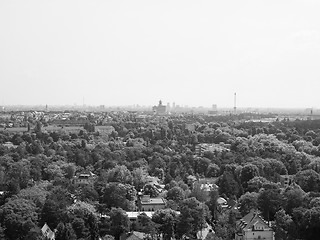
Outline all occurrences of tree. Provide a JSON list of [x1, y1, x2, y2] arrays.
[[246, 176, 269, 192], [189, 182, 209, 203], [135, 213, 156, 236], [206, 163, 220, 177], [152, 209, 179, 240], [258, 187, 283, 221], [177, 197, 210, 239], [15, 182, 49, 209], [101, 182, 136, 211], [84, 122, 95, 133], [218, 171, 241, 198], [0, 198, 38, 240], [206, 189, 219, 221], [238, 192, 258, 216], [67, 201, 99, 240], [34, 121, 42, 133], [196, 157, 211, 176], [214, 209, 238, 240], [294, 169, 320, 192], [132, 167, 148, 191], [107, 165, 133, 184], [166, 186, 185, 203], [75, 184, 99, 203], [283, 185, 305, 214], [109, 208, 130, 240], [292, 207, 320, 240], [41, 186, 74, 229], [274, 209, 296, 240], [143, 183, 159, 198], [6, 159, 31, 190], [240, 164, 259, 190], [55, 222, 77, 240]]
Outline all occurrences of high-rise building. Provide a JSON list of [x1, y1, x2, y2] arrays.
[[208, 104, 218, 114], [152, 100, 166, 114]]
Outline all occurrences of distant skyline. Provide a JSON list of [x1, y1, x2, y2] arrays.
[[1, 1, 320, 108]]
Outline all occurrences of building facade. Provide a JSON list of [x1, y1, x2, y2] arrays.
[[235, 210, 274, 240], [138, 195, 166, 211]]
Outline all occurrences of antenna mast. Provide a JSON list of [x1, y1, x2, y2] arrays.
[[234, 92, 237, 114]]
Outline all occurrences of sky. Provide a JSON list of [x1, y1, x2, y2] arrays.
[[1, 0, 320, 109]]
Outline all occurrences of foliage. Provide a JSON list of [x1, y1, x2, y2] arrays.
[[2, 112, 320, 239], [0, 198, 38, 240], [238, 192, 258, 216], [177, 197, 210, 239], [101, 182, 137, 211], [109, 208, 130, 240], [152, 208, 179, 240]]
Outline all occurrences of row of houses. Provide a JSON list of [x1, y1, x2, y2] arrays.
[[71, 170, 275, 240]]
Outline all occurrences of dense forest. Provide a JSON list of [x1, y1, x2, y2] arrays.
[[1, 112, 320, 240]]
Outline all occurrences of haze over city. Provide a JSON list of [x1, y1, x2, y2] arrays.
[[1, 0, 320, 108]]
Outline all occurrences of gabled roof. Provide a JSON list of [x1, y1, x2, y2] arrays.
[[41, 223, 55, 240], [238, 210, 271, 231]]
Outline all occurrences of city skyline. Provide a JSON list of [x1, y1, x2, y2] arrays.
[[1, 1, 320, 108]]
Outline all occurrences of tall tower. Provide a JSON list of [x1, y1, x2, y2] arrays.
[[234, 92, 237, 114]]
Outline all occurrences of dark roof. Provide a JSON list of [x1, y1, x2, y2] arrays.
[[238, 210, 271, 231]]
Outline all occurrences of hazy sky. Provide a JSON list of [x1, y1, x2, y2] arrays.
[[1, 0, 320, 108]]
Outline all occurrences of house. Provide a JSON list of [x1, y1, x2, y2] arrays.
[[126, 211, 154, 222], [195, 143, 230, 156], [73, 170, 97, 185], [235, 209, 274, 240], [138, 195, 166, 211], [197, 222, 215, 240], [126, 211, 180, 222], [144, 176, 165, 194], [41, 223, 55, 240], [279, 174, 294, 187]]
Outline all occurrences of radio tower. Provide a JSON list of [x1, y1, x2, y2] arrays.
[[234, 92, 237, 114]]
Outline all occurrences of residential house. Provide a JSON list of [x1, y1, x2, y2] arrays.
[[235, 209, 274, 240], [137, 195, 166, 212], [73, 170, 97, 185], [279, 174, 294, 188], [195, 143, 230, 156], [41, 223, 55, 240]]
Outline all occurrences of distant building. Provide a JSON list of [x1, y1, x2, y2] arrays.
[[138, 195, 166, 211], [126, 211, 155, 221], [73, 170, 97, 185], [195, 143, 230, 156], [208, 104, 218, 115], [120, 231, 147, 240], [235, 209, 274, 240], [152, 100, 166, 115]]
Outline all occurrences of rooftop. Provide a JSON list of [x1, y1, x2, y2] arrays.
[[238, 209, 271, 231], [141, 198, 165, 205]]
